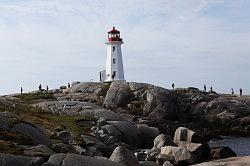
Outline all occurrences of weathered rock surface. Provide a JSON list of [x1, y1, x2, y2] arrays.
[[174, 127, 205, 144], [211, 146, 237, 159], [0, 153, 41, 166], [107, 121, 141, 147], [104, 81, 131, 109], [43, 153, 124, 166], [110, 146, 139, 166], [177, 141, 211, 161], [0, 112, 51, 146], [154, 134, 176, 149], [143, 87, 177, 121], [23, 145, 55, 158], [160, 146, 197, 164], [137, 124, 159, 147]]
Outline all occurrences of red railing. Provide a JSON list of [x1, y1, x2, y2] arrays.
[[108, 37, 123, 42]]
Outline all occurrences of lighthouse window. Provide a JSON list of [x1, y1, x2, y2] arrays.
[[113, 58, 116, 64], [113, 47, 115, 52]]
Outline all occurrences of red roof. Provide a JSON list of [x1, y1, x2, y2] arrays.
[[108, 27, 120, 34]]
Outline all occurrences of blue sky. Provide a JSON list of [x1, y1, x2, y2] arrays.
[[0, 0, 249, 95]]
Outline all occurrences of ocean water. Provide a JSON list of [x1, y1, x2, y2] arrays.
[[208, 136, 250, 156]]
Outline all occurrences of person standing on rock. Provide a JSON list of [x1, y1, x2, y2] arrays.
[[210, 86, 213, 92], [204, 84, 206, 92], [240, 88, 243, 96], [172, 83, 175, 90], [231, 88, 234, 95], [68, 83, 71, 88], [46, 86, 49, 92], [20, 87, 23, 95], [39, 84, 42, 91]]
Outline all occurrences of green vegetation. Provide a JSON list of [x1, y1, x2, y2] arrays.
[[16, 92, 55, 103], [0, 140, 24, 155]]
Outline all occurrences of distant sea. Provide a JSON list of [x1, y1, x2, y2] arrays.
[[209, 136, 250, 156]]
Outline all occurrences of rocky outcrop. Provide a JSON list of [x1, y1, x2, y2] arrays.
[[0, 112, 51, 146], [23, 145, 55, 158], [104, 81, 131, 109], [211, 146, 237, 159], [174, 127, 205, 144], [0, 153, 43, 166], [137, 124, 159, 147], [110, 146, 139, 166], [143, 86, 177, 121], [107, 121, 141, 147], [154, 134, 176, 149], [160, 146, 197, 164], [43, 153, 125, 166]]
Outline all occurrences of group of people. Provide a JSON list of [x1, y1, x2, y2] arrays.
[[171, 83, 244, 96], [20, 83, 71, 95]]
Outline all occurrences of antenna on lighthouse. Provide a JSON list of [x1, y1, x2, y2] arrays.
[[99, 27, 125, 82]]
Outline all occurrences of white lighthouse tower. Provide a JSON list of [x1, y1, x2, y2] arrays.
[[100, 27, 125, 82]]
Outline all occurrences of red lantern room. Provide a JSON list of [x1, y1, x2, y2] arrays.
[[108, 27, 123, 42]]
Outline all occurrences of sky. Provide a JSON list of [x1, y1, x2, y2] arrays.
[[0, 0, 249, 95]]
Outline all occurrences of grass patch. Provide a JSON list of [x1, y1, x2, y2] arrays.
[[0, 140, 24, 155], [16, 92, 55, 103]]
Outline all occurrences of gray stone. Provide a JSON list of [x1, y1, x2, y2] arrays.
[[107, 121, 141, 147], [161, 146, 197, 164], [97, 117, 107, 127], [110, 146, 140, 166], [0, 153, 33, 166], [11, 122, 51, 146], [104, 81, 131, 109], [101, 125, 122, 141], [43, 153, 124, 166], [69, 82, 110, 96], [52, 143, 77, 154], [143, 86, 178, 121], [211, 146, 237, 159], [139, 161, 159, 166], [57, 131, 72, 144], [174, 127, 204, 144], [137, 124, 159, 146], [177, 141, 211, 161], [94, 109, 126, 121], [23, 144, 55, 158], [163, 161, 174, 166], [154, 134, 176, 149]]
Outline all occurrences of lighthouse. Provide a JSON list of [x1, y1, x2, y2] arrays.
[[100, 27, 125, 82]]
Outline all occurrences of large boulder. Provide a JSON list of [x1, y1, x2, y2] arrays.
[[0, 112, 51, 146], [101, 125, 122, 141], [23, 144, 55, 158], [110, 146, 139, 166], [107, 121, 141, 147], [143, 86, 179, 121], [154, 134, 176, 149], [137, 124, 159, 147], [174, 127, 205, 144], [0, 153, 41, 166], [11, 122, 51, 146], [104, 81, 131, 109], [160, 146, 197, 165], [69, 82, 110, 96], [177, 141, 211, 161], [43, 153, 124, 166], [211, 146, 237, 159]]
